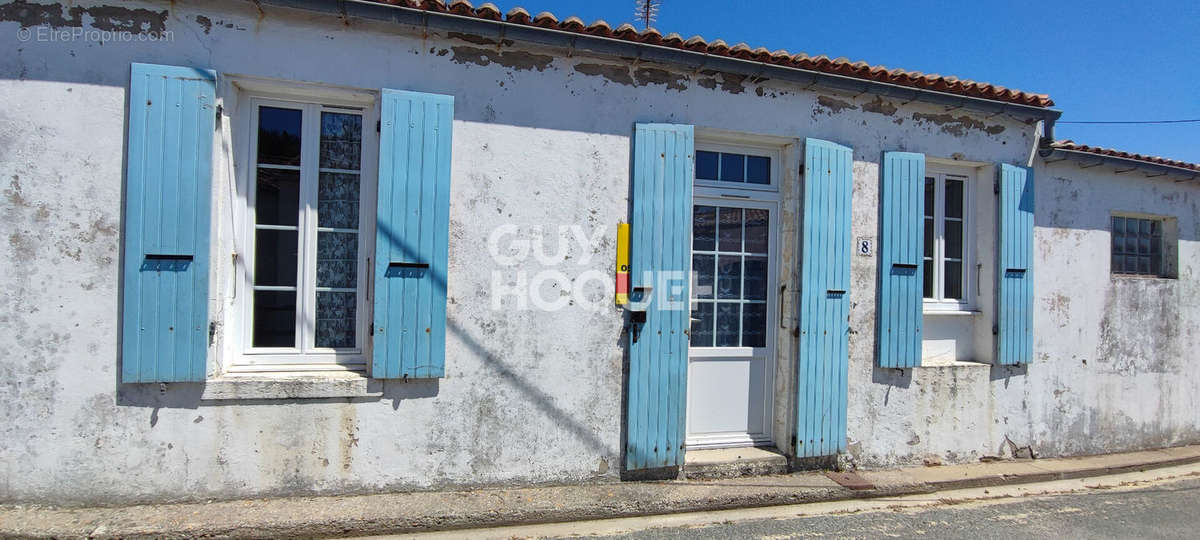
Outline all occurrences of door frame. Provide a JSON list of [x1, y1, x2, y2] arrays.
[[686, 188, 781, 449]]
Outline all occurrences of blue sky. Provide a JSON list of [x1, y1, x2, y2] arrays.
[[492, 0, 1199, 163]]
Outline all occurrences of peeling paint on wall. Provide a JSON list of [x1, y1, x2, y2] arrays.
[[912, 112, 1006, 136], [450, 46, 554, 72], [0, 0, 167, 34]]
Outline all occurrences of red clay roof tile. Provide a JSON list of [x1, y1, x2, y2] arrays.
[[361, 1, 1055, 107], [1050, 141, 1199, 172]]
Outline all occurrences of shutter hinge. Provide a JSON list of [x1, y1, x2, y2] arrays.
[[208, 321, 217, 346], [992, 324, 999, 335], [376, 120, 381, 133], [215, 105, 223, 130], [994, 180, 1000, 194]]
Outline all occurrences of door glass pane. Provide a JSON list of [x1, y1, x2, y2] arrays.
[[944, 260, 962, 300], [744, 209, 769, 254], [945, 219, 963, 260], [690, 302, 714, 347], [255, 169, 300, 226], [716, 255, 742, 299], [254, 229, 297, 286], [692, 254, 715, 299], [720, 153, 745, 182], [253, 290, 296, 347], [315, 291, 356, 349], [319, 112, 362, 170], [317, 232, 358, 289], [693, 205, 716, 250], [741, 303, 766, 347], [743, 256, 768, 301], [318, 172, 360, 229], [718, 207, 742, 252], [696, 151, 719, 181], [257, 106, 302, 166], [945, 178, 964, 219], [715, 303, 740, 347], [746, 155, 770, 185]]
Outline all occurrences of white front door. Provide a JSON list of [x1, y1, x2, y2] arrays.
[[686, 199, 777, 448]]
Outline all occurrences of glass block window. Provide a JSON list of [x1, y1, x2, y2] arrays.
[[1111, 216, 1163, 276], [690, 205, 770, 348], [695, 150, 771, 186], [246, 100, 368, 364]]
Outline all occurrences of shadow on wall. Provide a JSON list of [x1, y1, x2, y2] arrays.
[[115, 218, 613, 455]]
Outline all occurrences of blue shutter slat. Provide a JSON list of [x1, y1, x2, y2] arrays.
[[373, 89, 453, 379], [997, 163, 1034, 365], [625, 123, 693, 471], [877, 152, 925, 368], [121, 63, 215, 383], [796, 138, 852, 458]]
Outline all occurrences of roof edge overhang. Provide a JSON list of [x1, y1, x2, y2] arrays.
[[257, 0, 1063, 127], [1040, 147, 1200, 183]]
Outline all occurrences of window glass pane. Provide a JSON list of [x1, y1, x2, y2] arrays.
[[924, 178, 935, 218], [315, 291, 356, 349], [1124, 233, 1137, 254], [745, 155, 770, 184], [317, 232, 358, 289], [257, 106, 302, 166], [319, 112, 362, 170], [1139, 218, 1150, 235], [715, 303, 740, 347], [744, 209, 769, 254], [253, 290, 296, 347], [1112, 217, 1124, 254], [945, 178, 964, 219], [922, 260, 933, 299], [1125, 256, 1138, 274], [318, 172, 360, 230], [255, 168, 300, 226], [944, 260, 962, 300], [692, 254, 715, 299], [945, 220, 963, 260], [693, 205, 716, 250], [744, 256, 768, 301], [254, 229, 297, 286], [1138, 235, 1150, 255], [718, 207, 743, 251], [716, 255, 742, 299], [720, 153, 745, 182], [690, 302, 714, 347], [1112, 252, 1122, 273], [1151, 252, 1162, 277], [1138, 256, 1150, 274], [924, 217, 934, 258], [741, 303, 767, 347], [696, 151, 719, 181]]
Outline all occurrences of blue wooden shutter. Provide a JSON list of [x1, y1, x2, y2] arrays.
[[373, 89, 454, 379], [796, 138, 852, 457], [997, 164, 1034, 365], [121, 63, 216, 383], [877, 152, 925, 368], [625, 123, 693, 471]]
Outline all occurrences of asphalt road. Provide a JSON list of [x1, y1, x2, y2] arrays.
[[592, 476, 1200, 540]]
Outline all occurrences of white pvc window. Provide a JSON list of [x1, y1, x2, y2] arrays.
[[923, 169, 974, 309], [237, 96, 377, 370]]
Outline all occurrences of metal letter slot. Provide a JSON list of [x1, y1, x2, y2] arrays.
[[385, 261, 429, 278], [141, 253, 193, 272], [388, 262, 429, 269], [892, 263, 918, 270], [1004, 268, 1027, 274]]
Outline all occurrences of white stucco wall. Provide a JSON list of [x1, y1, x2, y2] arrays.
[[0, 0, 1195, 504]]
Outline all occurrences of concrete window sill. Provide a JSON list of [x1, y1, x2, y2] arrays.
[[200, 373, 383, 400], [915, 360, 991, 369]]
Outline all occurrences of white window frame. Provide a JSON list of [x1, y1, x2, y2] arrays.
[[694, 141, 782, 197], [923, 165, 976, 312], [231, 87, 379, 373]]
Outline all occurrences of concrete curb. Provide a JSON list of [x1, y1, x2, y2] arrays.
[[2, 446, 1198, 539]]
